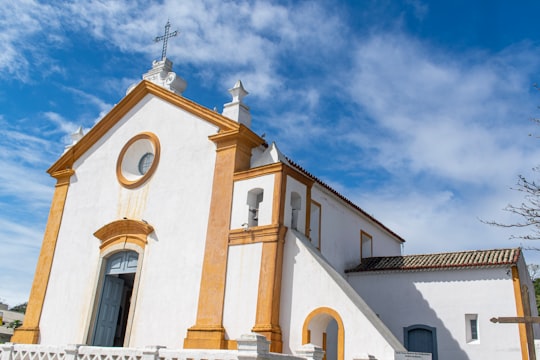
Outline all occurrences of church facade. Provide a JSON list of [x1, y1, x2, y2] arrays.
[[11, 58, 538, 360]]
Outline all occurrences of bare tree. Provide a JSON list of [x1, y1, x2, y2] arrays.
[[483, 168, 540, 242]]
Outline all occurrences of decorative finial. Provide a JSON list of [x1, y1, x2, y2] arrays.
[[222, 80, 251, 127], [229, 80, 249, 103], [154, 20, 178, 61]]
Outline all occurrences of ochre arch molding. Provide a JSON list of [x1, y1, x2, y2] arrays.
[[302, 307, 345, 360], [94, 219, 154, 252]]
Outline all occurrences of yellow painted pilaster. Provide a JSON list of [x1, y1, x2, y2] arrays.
[[12, 169, 74, 344], [251, 225, 287, 352], [512, 266, 529, 360], [184, 128, 263, 350]]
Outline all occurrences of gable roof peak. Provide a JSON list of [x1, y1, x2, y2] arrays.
[[127, 58, 187, 96]]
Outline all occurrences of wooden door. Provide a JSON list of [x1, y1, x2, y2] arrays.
[[92, 276, 124, 346]]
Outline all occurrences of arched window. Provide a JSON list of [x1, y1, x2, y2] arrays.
[[291, 192, 302, 230], [247, 188, 264, 227]]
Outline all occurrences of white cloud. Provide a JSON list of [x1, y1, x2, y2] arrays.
[[1, 1, 347, 99], [342, 33, 540, 188]]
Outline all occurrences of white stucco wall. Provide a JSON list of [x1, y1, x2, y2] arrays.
[[310, 185, 402, 274], [39, 94, 219, 347], [348, 267, 524, 360], [222, 243, 262, 339], [280, 230, 405, 360], [230, 175, 275, 229]]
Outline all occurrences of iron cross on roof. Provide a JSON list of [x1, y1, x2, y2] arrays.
[[154, 20, 178, 61]]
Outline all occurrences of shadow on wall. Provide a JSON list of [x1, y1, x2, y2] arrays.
[[348, 268, 520, 360]]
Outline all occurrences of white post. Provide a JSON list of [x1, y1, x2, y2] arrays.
[[295, 344, 324, 360], [0, 343, 13, 360], [64, 344, 82, 360], [237, 333, 270, 360], [143, 346, 166, 360]]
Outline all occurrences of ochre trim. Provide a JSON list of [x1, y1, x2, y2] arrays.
[[512, 266, 528, 360], [116, 132, 161, 189], [94, 219, 154, 251], [49, 81, 264, 174], [283, 164, 315, 188], [322, 332, 327, 360], [273, 168, 286, 225], [185, 127, 264, 350], [229, 224, 285, 245], [233, 163, 283, 181], [251, 225, 287, 352], [12, 169, 75, 344], [302, 307, 345, 360]]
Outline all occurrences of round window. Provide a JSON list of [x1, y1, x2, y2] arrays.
[[138, 152, 155, 175], [116, 132, 160, 189]]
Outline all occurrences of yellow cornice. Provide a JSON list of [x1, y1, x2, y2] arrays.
[[48, 80, 261, 175], [209, 125, 265, 150], [233, 163, 283, 181], [51, 169, 75, 186], [229, 224, 287, 246]]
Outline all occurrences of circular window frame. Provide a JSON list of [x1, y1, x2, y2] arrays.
[[116, 132, 161, 189]]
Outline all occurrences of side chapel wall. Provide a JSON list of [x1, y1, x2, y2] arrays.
[[347, 267, 523, 360], [309, 185, 402, 273]]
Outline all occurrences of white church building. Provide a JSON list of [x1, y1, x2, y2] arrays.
[[5, 56, 539, 360]]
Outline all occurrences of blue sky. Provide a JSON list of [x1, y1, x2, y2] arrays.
[[3, 0, 540, 306]]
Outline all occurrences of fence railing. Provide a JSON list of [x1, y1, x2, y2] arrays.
[[0, 333, 429, 360], [0, 334, 318, 360]]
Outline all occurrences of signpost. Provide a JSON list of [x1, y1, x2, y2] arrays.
[[490, 285, 537, 360]]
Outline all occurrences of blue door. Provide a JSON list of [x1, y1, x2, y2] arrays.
[[92, 251, 139, 346], [404, 325, 437, 360], [92, 276, 124, 346]]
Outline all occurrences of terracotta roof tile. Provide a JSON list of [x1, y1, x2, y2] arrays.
[[345, 248, 521, 273]]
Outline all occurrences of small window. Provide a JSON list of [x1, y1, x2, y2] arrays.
[[465, 314, 479, 343], [116, 132, 160, 189], [247, 188, 264, 227], [309, 200, 322, 249], [361, 231, 372, 259], [138, 153, 154, 175], [291, 192, 302, 230]]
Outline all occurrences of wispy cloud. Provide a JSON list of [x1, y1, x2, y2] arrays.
[[344, 34, 540, 186]]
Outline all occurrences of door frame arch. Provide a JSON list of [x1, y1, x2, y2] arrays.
[[302, 307, 344, 360], [84, 219, 154, 346]]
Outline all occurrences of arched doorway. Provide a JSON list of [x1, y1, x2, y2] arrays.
[[92, 251, 138, 346], [88, 218, 154, 347], [302, 307, 344, 360]]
